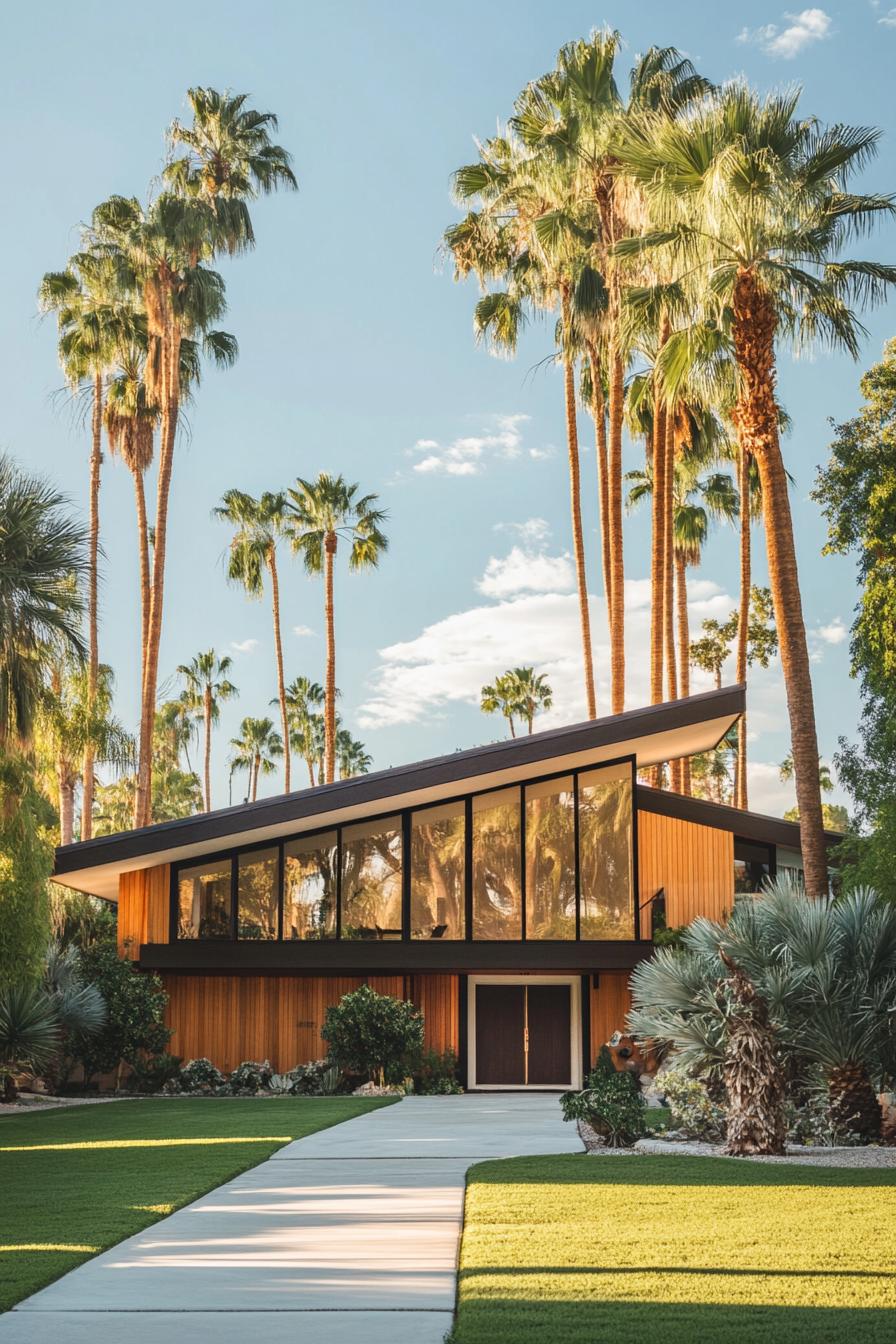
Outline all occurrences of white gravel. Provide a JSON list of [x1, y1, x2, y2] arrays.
[[585, 1135, 896, 1168]]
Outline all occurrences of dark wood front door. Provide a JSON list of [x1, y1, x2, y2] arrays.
[[474, 982, 572, 1086]]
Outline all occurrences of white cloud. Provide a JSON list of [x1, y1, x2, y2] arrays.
[[747, 760, 795, 815], [409, 414, 531, 477], [230, 638, 258, 655], [494, 517, 551, 545], [476, 546, 575, 599], [738, 8, 832, 57], [293, 624, 316, 638], [878, 6, 896, 24], [529, 446, 555, 461]]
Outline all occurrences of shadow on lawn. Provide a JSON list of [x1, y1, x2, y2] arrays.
[[451, 1300, 896, 1344], [469, 1153, 896, 1189]]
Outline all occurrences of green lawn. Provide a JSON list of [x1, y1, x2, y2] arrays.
[[453, 1153, 896, 1343], [0, 1095, 394, 1312]]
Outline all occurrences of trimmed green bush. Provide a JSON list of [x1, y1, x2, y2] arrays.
[[322, 985, 424, 1085], [561, 1046, 646, 1148]]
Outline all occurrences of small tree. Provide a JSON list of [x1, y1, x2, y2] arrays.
[[560, 1046, 646, 1148], [321, 985, 423, 1086], [70, 940, 170, 1087]]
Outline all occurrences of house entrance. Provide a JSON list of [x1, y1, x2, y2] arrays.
[[470, 976, 579, 1088]]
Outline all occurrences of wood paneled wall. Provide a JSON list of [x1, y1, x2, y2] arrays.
[[118, 865, 170, 956], [637, 810, 733, 928], [589, 972, 632, 1066], [160, 973, 458, 1074]]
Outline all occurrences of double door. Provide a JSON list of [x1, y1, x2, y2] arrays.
[[474, 981, 572, 1087]]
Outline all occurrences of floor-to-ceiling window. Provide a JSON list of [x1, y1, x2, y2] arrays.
[[525, 776, 576, 939], [341, 816, 403, 939], [237, 847, 279, 939], [177, 857, 232, 939], [410, 802, 465, 939], [283, 831, 338, 939], [472, 788, 522, 939], [578, 762, 634, 939]]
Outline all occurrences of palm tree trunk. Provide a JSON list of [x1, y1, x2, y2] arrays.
[[268, 546, 290, 794], [731, 270, 827, 895], [203, 686, 212, 812], [650, 389, 667, 708], [676, 553, 691, 796], [560, 285, 597, 721], [734, 446, 751, 810], [81, 371, 103, 843], [324, 533, 337, 785], [508, 716, 516, 740], [664, 412, 680, 791], [587, 344, 612, 617], [58, 769, 75, 846], [133, 468, 151, 684], [251, 754, 259, 803], [607, 347, 626, 714], [135, 321, 180, 828]]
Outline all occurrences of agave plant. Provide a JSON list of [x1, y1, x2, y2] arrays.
[[629, 876, 896, 1142], [0, 984, 60, 1102]]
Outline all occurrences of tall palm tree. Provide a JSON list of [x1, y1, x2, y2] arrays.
[[282, 675, 326, 786], [38, 248, 135, 838], [505, 667, 554, 734], [177, 651, 238, 812], [215, 489, 291, 791], [0, 456, 87, 742], [229, 716, 283, 803], [336, 728, 372, 780], [480, 673, 522, 738], [614, 87, 896, 894], [283, 475, 388, 785]]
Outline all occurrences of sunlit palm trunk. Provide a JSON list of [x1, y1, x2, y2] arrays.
[[268, 546, 290, 793], [251, 753, 260, 803], [734, 446, 751, 810], [664, 412, 680, 791], [81, 370, 103, 842], [324, 533, 337, 785], [133, 469, 151, 682], [560, 286, 597, 720], [203, 686, 212, 812], [58, 768, 75, 846], [136, 311, 179, 828], [607, 347, 626, 713], [675, 553, 691, 796], [731, 270, 827, 894], [587, 345, 613, 619]]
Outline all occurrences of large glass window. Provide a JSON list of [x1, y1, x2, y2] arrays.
[[178, 858, 232, 939], [472, 788, 521, 939], [283, 831, 338, 939], [734, 839, 774, 894], [237, 847, 278, 939], [411, 803, 465, 939], [341, 816, 403, 939], [578, 763, 634, 939], [525, 776, 576, 939]]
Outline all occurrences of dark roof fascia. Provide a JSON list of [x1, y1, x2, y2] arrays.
[[635, 785, 843, 849], [55, 683, 745, 878]]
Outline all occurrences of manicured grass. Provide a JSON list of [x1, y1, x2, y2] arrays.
[[0, 1096, 394, 1312], [453, 1154, 896, 1343]]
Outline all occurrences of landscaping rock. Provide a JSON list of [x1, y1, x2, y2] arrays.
[[352, 1081, 405, 1097]]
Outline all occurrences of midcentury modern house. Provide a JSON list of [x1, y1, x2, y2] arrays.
[[54, 685, 831, 1090]]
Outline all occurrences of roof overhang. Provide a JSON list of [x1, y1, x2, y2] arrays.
[[55, 684, 744, 901]]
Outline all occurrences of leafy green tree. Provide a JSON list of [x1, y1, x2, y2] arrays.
[[93, 707, 201, 832], [70, 939, 170, 1087], [0, 752, 54, 988], [814, 339, 896, 893], [229, 716, 283, 803], [178, 650, 238, 811], [321, 985, 424, 1086], [284, 475, 388, 784]]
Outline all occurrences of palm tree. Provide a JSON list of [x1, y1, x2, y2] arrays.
[[229, 716, 283, 803], [39, 660, 134, 844], [613, 86, 896, 895], [505, 667, 553, 734], [336, 728, 372, 780], [283, 676, 326, 786], [178, 651, 238, 812], [283, 475, 387, 784], [780, 752, 834, 795], [215, 489, 291, 790], [480, 673, 522, 738], [38, 248, 136, 838], [0, 456, 87, 742]]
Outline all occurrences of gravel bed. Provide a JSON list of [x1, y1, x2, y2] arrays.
[[0, 1093, 139, 1116], [583, 1135, 896, 1168]]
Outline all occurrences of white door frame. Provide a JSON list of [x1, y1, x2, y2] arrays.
[[467, 974, 582, 1091]]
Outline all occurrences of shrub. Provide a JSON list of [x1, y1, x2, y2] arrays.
[[661, 1063, 726, 1141], [0, 983, 60, 1102], [179, 1057, 226, 1094], [322, 985, 424, 1085], [68, 940, 170, 1085], [228, 1059, 274, 1095], [561, 1048, 646, 1148], [413, 1047, 462, 1095], [128, 1051, 183, 1094], [287, 1059, 342, 1096]]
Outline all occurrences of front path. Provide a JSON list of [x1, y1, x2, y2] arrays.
[[1, 1094, 578, 1343]]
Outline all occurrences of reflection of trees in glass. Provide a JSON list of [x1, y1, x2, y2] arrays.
[[472, 791, 521, 939], [342, 819, 402, 938], [237, 848, 278, 939], [579, 768, 633, 939], [411, 805, 465, 939], [284, 833, 337, 939], [526, 779, 575, 939], [178, 861, 231, 938]]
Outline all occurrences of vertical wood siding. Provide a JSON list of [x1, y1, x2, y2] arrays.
[[160, 972, 458, 1073], [637, 809, 733, 927], [588, 972, 633, 1066], [118, 865, 170, 955]]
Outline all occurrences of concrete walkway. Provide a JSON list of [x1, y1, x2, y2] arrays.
[[1, 1094, 579, 1343]]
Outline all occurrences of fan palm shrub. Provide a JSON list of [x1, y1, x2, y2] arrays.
[[629, 877, 896, 1144], [0, 984, 59, 1102]]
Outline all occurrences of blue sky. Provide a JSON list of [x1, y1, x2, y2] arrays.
[[6, 2, 895, 814]]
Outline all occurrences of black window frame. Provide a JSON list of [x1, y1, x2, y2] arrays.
[[168, 753, 640, 944]]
